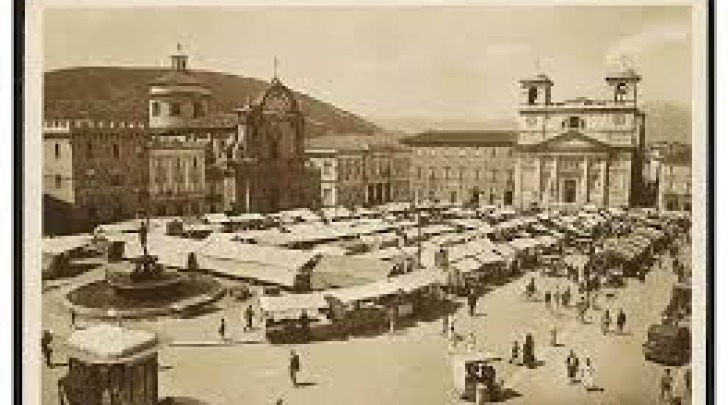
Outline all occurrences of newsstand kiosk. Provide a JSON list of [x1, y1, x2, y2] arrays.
[[59, 324, 160, 405]]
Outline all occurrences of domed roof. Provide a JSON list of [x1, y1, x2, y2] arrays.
[[519, 73, 553, 85], [606, 67, 641, 82]]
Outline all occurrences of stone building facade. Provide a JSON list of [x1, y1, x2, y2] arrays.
[[43, 46, 312, 233], [657, 144, 691, 212], [43, 120, 148, 234], [229, 77, 308, 213], [305, 134, 410, 208], [402, 131, 516, 206], [514, 68, 646, 210]]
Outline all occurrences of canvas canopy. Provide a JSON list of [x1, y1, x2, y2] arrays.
[[259, 269, 447, 313], [42, 235, 93, 255], [67, 324, 158, 364]]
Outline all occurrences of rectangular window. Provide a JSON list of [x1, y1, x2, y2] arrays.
[[54, 175, 62, 188], [475, 169, 480, 181], [170, 102, 182, 117], [86, 142, 93, 158], [613, 114, 626, 125], [54, 143, 61, 159], [112, 144, 120, 159], [151, 102, 161, 117]]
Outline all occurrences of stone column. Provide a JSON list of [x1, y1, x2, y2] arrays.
[[549, 156, 558, 206], [514, 155, 522, 210], [535, 156, 542, 209], [599, 158, 607, 207], [581, 156, 589, 205]]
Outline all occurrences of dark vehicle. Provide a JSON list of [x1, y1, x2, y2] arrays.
[[643, 323, 690, 366], [663, 282, 691, 321]]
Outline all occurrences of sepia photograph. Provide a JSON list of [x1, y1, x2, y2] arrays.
[[25, 2, 708, 404]]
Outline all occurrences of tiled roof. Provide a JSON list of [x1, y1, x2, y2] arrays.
[[185, 112, 239, 129], [149, 70, 208, 88], [662, 148, 691, 165], [305, 133, 404, 152], [400, 130, 517, 147]]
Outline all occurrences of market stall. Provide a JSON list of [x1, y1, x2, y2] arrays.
[[59, 324, 160, 405]]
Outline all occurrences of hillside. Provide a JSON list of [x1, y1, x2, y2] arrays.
[[375, 102, 691, 145], [44, 67, 380, 137], [642, 101, 692, 145]]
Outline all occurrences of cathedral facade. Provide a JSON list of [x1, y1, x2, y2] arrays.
[[514, 68, 646, 211]]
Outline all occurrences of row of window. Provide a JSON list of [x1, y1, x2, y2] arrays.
[[524, 114, 628, 128], [415, 147, 513, 158], [53, 142, 135, 160], [415, 166, 514, 182], [150, 100, 206, 118]]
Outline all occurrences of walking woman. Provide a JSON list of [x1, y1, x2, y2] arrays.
[[582, 358, 596, 391]]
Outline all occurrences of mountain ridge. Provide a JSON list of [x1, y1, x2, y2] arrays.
[[44, 66, 381, 137]]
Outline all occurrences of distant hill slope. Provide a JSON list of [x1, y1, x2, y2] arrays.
[[44, 67, 380, 137], [375, 102, 692, 145], [642, 101, 692, 145]]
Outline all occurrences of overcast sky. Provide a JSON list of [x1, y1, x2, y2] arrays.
[[44, 6, 692, 122]]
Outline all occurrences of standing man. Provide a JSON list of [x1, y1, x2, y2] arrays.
[[289, 350, 301, 387], [509, 341, 520, 364], [41, 330, 53, 368], [616, 309, 627, 334], [218, 318, 227, 342], [601, 310, 611, 335], [563, 287, 571, 308], [660, 368, 673, 402], [566, 350, 579, 384], [442, 313, 450, 336], [544, 290, 552, 309], [467, 288, 478, 317], [299, 310, 311, 342], [244, 305, 255, 331]]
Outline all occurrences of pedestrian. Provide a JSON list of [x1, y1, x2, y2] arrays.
[[582, 358, 596, 391], [616, 309, 626, 334], [523, 333, 535, 368], [388, 305, 397, 335], [218, 318, 226, 341], [553, 289, 561, 309], [448, 315, 458, 352], [442, 314, 450, 336], [509, 341, 520, 364], [660, 368, 673, 402], [563, 287, 571, 308], [467, 288, 478, 317], [544, 290, 552, 309], [550, 327, 558, 347], [289, 350, 301, 387], [41, 330, 53, 368], [244, 305, 255, 331], [684, 368, 691, 398], [70, 310, 77, 329], [566, 350, 579, 383], [299, 310, 311, 341], [467, 332, 477, 353], [601, 310, 611, 335], [578, 298, 588, 323]]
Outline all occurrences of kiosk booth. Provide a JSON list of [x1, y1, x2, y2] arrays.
[[59, 324, 160, 405]]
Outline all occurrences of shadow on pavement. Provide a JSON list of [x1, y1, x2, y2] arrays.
[[160, 396, 211, 405], [493, 388, 522, 402]]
